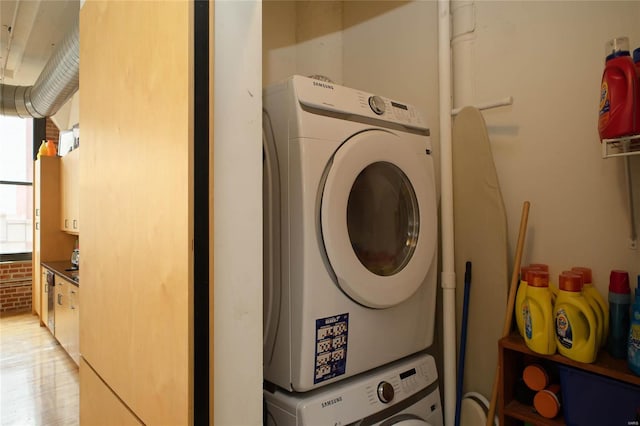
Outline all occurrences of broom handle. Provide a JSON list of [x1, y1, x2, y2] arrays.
[[486, 201, 530, 426]]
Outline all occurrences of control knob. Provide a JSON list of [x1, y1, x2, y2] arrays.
[[368, 96, 386, 115], [377, 381, 395, 403]]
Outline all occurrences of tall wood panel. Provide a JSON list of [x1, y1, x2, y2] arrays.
[[79, 2, 194, 424], [79, 360, 142, 426]]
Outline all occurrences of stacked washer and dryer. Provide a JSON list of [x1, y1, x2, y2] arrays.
[[263, 75, 443, 426]]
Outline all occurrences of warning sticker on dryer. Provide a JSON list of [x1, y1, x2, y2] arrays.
[[314, 313, 349, 384]]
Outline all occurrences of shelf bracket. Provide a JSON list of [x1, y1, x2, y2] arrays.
[[622, 140, 637, 249], [602, 136, 638, 249]]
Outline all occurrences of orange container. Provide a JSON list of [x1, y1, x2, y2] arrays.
[[523, 363, 550, 391], [46, 140, 57, 156], [534, 384, 562, 419]]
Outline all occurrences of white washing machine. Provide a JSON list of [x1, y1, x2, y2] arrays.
[[264, 352, 443, 426], [263, 75, 438, 392]]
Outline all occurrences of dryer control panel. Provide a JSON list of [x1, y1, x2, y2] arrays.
[[293, 75, 428, 132]]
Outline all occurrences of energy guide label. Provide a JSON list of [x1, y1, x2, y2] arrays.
[[314, 313, 349, 384]]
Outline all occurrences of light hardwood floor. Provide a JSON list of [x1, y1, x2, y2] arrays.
[[0, 312, 79, 426]]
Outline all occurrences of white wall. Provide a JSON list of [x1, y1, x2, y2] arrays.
[[51, 92, 79, 131], [214, 2, 263, 425], [263, 1, 296, 86], [263, 0, 343, 86], [465, 1, 640, 293]]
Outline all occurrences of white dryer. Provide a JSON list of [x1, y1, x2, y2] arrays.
[[264, 352, 443, 426], [263, 75, 438, 392]]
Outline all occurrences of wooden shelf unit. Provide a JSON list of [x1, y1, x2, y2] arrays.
[[499, 333, 640, 426]]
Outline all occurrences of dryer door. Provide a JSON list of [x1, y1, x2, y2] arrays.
[[321, 130, 436, 309]]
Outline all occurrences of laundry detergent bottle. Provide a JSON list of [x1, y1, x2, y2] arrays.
[[516, 265, 535, 338], [609, 270, 631, 358], [523, 270, 556, 355], [531, 263, 558, 303], [571, 267, 608, 348], [598, 37, 640, 140], [628, 275, 640, 376], [554, 272, 598, 363]]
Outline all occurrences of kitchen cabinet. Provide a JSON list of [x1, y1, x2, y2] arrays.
[[32, 157, 75, 321], [499, 332, 640, 426], [60, 148, 80, 234], [40, 269, 49, 329], [54, 275, 80, 366], [33, 257, 41, 317], [68, 284, 80, 364]]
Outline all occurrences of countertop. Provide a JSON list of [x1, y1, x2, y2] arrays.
[[41, 261, 79, 286]]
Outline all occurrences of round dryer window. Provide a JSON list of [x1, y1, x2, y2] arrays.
[[347, 162, 419, 277], [321, 130, 437, 309]]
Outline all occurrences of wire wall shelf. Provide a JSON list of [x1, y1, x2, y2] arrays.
[[602, 134, 640, 158]]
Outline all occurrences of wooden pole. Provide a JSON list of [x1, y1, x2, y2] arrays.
[[486, 201, 530, 426]]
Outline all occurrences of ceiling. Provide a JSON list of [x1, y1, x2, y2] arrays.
[[1, 0, 79, 87]]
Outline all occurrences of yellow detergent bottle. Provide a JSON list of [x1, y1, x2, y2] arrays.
[[516, 265, 535, 337], [554, 272, 598, 363], [523, 270, 556, 355], [531, 263, 558, 304], [572, 266, 609, 348], [563, 270, 604, 348], [548, 282, 559, 305]]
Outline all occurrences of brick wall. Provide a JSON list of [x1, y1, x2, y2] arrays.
[[0, 261, 33, 313], [46, 117, 60, 144]]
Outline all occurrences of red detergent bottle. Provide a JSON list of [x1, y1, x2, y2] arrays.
[[598, 37, 640, 140]]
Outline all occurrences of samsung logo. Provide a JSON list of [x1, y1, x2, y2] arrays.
[[321, 396, 343, 408], [313, 81, 334, 90]]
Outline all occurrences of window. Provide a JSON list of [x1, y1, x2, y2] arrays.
[[0, 116, 34, 260]]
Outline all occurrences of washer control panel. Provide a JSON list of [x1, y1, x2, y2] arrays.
[[289, 353, 438, 425]]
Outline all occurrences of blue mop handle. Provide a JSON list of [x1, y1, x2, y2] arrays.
[[454, 261, 472, 426]]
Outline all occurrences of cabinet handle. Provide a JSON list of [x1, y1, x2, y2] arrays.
[[44, 283, 48, 293], [36, 208, 40, 217], [58, 294, 63, 305], [65, 219, 69, 228], [35, 222, 39, 230], [73, 220, 77, 229]]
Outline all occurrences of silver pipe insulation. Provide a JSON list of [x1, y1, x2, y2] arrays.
[[0, 18, 79, 118]]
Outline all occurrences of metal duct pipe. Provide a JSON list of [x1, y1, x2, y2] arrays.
[[0, 18, 79, 118]]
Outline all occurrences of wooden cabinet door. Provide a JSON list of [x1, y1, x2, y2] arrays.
[[33, 263, 41, 316], [40, 269, 49, 328], [54, 276, 69, 352], [68, 285, 80, 365], [60, 148, 80, 234]]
